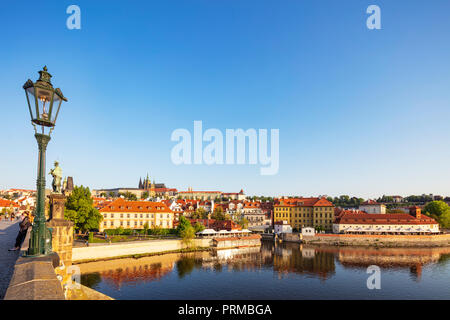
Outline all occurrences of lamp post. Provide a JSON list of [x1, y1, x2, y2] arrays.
[[23, 66, 67, 256]]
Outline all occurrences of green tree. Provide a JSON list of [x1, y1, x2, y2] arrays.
[[238, 217, 249, 229], [191, 207, 206, 219], [193, 222, 205, 233], [211, 207, 225, 220], [143, 222, 149, 235], [315, 225, 325, 232], [141, 191, 149, 199], [177, 216, 192, 235], [115, 226, 124, 235], [121, 191, 137, 201], [65, 185, 103, 233], [152, 225, 163, 236], [177, 216, 195, 246], [424, 201, 450, 228]]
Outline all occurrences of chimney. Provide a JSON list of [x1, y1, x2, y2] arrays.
[[410, 206, 421, 219]]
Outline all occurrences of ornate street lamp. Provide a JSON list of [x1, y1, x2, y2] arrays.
[[23, 66, 67, 256]]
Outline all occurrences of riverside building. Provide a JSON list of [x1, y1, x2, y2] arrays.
[[273, 197, 335, 231], [333, 206, 440, 234], [99, 198, 174, 232]]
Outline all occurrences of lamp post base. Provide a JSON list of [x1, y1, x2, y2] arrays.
[[24, 223, 53, 257]]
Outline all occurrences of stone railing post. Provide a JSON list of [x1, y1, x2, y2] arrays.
[[47, 194, 74, 266]]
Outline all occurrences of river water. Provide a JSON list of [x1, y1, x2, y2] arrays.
[[79, 241, 450, 299]]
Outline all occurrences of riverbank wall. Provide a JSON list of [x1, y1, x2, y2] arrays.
[[278, 233, 450, 247], [72, 235, 264, 264], [72, 239, 213, 263], [213, 234, 261, 249]]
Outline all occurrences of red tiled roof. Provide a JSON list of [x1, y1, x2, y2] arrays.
[[275, 197, 333, 207], [243, 201, 261, 208], [153, 188, 177, 192], [0, 199, 19, 207], [334, 212, 438, 225], [213, 234, 261, 241], [178, 191, 221, 194], [189, 218, 241, 231], [334, 208, 366, 218], [99, 198, 173, 213]]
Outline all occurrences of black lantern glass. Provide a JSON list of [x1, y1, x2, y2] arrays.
[[23, 66, 67, 134]]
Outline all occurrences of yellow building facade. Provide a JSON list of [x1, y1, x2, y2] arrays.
[[99, 198, 174, 232], [274, 197, 335, 231]]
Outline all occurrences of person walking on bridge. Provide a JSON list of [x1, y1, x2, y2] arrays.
[[8, 212, 31, 251]]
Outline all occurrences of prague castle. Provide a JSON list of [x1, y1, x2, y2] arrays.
[[92, 174, 177, 199]]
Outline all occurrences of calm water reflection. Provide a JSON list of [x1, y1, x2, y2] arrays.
[[80, 242, 450, 299]]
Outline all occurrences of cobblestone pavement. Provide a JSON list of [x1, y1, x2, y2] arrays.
[[0, 221, 20, 300]]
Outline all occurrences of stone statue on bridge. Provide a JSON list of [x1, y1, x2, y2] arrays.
[[49, 161, 62, 193]]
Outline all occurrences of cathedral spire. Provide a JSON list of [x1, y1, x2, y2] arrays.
[[144, 173, 150, 189]]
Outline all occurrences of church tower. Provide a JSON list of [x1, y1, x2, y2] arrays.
[[143, 173, 150, 190], [138, 177, 143, 189], [150, 179, 156, 197]]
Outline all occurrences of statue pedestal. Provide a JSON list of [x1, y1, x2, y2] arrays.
[[47, 194, 74, 266]]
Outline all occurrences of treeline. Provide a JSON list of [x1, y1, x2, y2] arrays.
[[246, 196, 274, 202], [325, 194, 450, 207], [326, 196, 365, 208], [377, 195, 450, 203]]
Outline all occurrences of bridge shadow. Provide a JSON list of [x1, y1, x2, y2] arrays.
[[0, 221, 23, 300]]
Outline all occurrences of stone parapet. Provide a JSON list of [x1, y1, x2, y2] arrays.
[[4, 253, 64, 300]]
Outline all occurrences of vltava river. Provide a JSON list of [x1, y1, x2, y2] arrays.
[[80, 242, 450, 299]]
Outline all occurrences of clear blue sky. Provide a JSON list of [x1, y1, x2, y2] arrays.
[[1, 0, 450, 198]]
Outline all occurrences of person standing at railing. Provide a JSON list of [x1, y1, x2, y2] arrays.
[[8, 212, 32, 251]]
